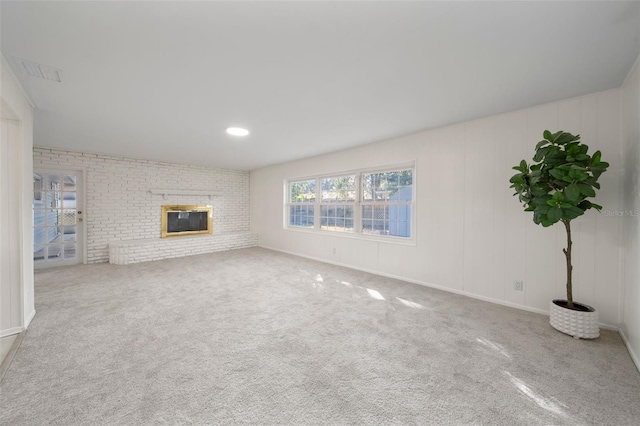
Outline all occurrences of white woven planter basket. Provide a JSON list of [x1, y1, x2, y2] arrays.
[[549, 300, 599, 339]]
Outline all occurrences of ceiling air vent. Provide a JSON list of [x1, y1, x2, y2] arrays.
[[14, 58, 62, 83]]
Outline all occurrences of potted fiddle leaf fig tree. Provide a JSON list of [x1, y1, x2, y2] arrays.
[[509, 130, 609, 339]]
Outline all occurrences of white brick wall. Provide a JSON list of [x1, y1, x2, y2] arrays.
[[109, 232, 259, 265], [33, 148, 255, 263]]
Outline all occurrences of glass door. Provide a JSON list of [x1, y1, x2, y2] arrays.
[[33, 169, 84, 269]]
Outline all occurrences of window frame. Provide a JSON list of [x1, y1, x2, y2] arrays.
[[284, 163, 415, 244]]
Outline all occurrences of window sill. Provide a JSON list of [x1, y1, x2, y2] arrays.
[[284, 226, 416, 247]]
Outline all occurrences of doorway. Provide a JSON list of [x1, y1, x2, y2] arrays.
[[32, 168, 85, 269]]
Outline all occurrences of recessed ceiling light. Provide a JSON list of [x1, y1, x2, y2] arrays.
[[226, 127, 249, 136]]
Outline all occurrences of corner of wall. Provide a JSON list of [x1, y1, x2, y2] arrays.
[[1, 51, 36, 330], [619, 52, 640, 373]]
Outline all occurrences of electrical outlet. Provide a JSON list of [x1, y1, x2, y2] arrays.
[[513, 280, 524, 291]]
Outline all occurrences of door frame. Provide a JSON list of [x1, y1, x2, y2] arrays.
[[32, 166, 87, 268]]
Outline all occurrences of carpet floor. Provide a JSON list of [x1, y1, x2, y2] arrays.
[[1, 247, 639, 425]]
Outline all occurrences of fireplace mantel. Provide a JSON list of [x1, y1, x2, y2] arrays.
[[149, 189, 222, 199]]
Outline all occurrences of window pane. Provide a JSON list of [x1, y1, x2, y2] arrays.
[[290, 180, 316, 203], [322, 176, 356, 202], [33, 174, 43, 202], [48, 209, 61, 227], [62, 210, 76, 226], [63, 192, 76, 208], [389, 205, 411, 237], [362, 205, 389, 235], [363, 169, 412, 202], [64, 175, 76, 191], [34, 245, 45, 262], [320, 205, 354, 232], [362, 205, 372, 220], [63, 226, 76, 242], [289, 205, 314, 228], [44, 191, 58, 209], [48, 245, 62, 261], [46, 174, 61, 191], [64, 244, 76, 260]]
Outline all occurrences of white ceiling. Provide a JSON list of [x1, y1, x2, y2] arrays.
[[1, 1, 639, 171]]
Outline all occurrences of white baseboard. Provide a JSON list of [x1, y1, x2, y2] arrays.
[[619, 329, 640, 373], [0, 327, 23, 338], [259, 245, 619, 332], [24, 309, 36, 329]]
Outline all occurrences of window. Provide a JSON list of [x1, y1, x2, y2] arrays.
[[321, 175, 356, 232], [285, 166, 414, 239], [361, 169, 412, 237], [288, 179, 316, 228]]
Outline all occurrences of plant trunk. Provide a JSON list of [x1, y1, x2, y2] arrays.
[[562, 220, 574, 309]]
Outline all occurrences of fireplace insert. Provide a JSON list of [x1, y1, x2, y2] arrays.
[[161, 205, 212, 238]]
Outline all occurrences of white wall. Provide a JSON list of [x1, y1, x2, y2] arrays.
[[251, 90, 622, 327], [1, 117, 22, 335], [0, 54, 35, 333], [33, 148, 251, 263], [620, 55, 640, 368]]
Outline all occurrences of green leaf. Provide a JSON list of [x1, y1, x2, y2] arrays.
[[531, 186, 549, 197], [578, 200, 593, 210], [543, 130, 552, 141], [534, 205, 550, 215], [565, 184, 580, 202], [592, 150, 601, 165], [555, 132, 580, 145], [509, 174, 524, 184], [533, 147, 549, 162], [591, 203, 603, 211], [533, 195, 551, 205], [563, 206, 584, 220], [535, 139, 549, 150], [578, 184, 596, 197], [549, 130, 564, 143], [566, 143, 581, 156], [549, 169, 566, 180], [541, 217, 554, 227], [573, 170, 589, 181], [546, 199, 558, 207], [547, 206, 563, 223]]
